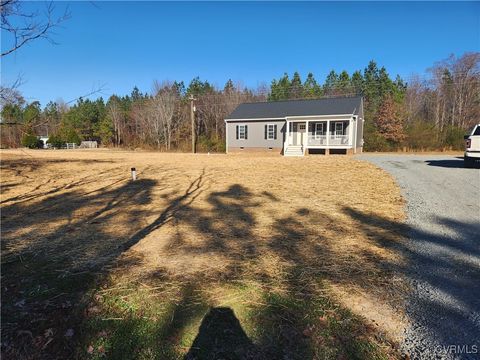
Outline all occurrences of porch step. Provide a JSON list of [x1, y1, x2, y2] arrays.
[[285, 145, 304, 156]]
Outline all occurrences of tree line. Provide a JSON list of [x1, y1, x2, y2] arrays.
[[1, 52, 479, 152]]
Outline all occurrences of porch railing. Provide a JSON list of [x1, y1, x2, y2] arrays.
[[307, 135, 349, 146], [308, 135, 327, 146]]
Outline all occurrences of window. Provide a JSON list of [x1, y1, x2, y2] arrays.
[[299, 124, 306, 130], [265, 124, 277, 140], [239, 125, 246, 139], [334, 122, 344, 138], [236, 125, 247, 140], [267, 124, 275, 140], [315, 123, 324, 138]]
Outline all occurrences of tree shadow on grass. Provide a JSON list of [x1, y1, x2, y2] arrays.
[[9, 162, 470, 359], [0, 162, 137, 206], [144, 187, 401, 359], [1, 166, 207, 359], [2, 172, 402, 359], [158, 189, 480, 359]]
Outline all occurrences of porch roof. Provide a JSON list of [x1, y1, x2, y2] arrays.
[[226, 96, 362, 120]]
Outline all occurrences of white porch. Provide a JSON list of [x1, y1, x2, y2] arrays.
[[284, 116, 357, 156]]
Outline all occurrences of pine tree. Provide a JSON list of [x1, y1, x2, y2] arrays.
[[363, 61, 380, 104], [351, 71, 364, 95], [187, 77, 214, 97], [337, 71, 351, 95], [378, 67, 394, 97], [303, 73, 322, 98], [269, 79, 280, 101], [224, 79, 235, 94], [269, 73, 291, 101], [131, 86, 143, 101], [393, 75, 407, 102], [23, 101, 41, 125], [173, 81, 186, 97], [323, 70, 338, 95], [277, 73, 291, 100], [290, 72, 303, 99], [1, 103, 23, 123]]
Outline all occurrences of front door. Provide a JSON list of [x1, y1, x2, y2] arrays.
[[293, 122, 306, 145], [289, 122, 307, 145]]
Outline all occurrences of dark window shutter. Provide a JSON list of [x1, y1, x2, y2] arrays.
[[274, 125, 277, 139], [245, 125, 248, 139], [264, 125, 267, 139], [236, 125, 239, 139]]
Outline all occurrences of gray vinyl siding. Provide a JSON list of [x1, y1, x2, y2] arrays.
[[227, 120, 285, 149]]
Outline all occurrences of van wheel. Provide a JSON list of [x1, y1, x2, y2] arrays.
[[464, 156, 475, 168]]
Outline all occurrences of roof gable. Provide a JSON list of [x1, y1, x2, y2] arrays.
[[227, 96, 362, 120]]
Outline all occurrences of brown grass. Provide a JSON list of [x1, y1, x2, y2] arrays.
[[1, 149, 408, 359]]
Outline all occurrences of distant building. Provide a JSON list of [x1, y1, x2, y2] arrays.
[[38, 136, 49, 149], [80, 141, 98, 148]]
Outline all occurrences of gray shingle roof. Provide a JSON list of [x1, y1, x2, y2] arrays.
[[226, 96, 362, 120]]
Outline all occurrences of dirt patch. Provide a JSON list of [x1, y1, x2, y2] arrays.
[[1, 149, 407, 359]]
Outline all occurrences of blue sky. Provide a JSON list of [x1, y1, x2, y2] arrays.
[[2, 1, 479, 106]]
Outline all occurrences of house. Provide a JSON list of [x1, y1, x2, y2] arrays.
[[38, 136, 49, 149], [225, 96, 364, 156]]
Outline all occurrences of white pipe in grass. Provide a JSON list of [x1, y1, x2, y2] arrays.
[[131, 167, 136, 181]]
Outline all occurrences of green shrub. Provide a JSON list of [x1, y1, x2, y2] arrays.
[[363, 121, 391, 152], [62, 127, 81, 145], [197, 135, 225, 153], [21, 134, 43, 149], [47, 134, 65, 148], [215, 139, 226, 153], [443, 125, 465, 150], [404, 121, 440, 150]]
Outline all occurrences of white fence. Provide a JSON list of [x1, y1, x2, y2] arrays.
[[63, 141, 98, 149]]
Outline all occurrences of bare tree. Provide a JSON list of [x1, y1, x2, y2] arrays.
[[1, 0, 70, 57], [150, 81, 177, 150], [107, 97, 124, 146], [193, 81, 264, 149], [428, 53, 480, 130], [0, 85, 25, 110], [1, 0, 70, 117], [130, 99, 149, 146], [451, 53, 480, 129]]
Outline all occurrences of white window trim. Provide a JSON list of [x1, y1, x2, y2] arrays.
[[315, 123, 324, 139], [267, 123, 275, 140], [238, 124, 247, 140], [334, 122, 344, 138]]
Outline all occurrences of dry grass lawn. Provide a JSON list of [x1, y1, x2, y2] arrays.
[[1, 149, 408, 359]]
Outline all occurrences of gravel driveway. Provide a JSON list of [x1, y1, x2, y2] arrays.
[[359, 154, 480, 360]]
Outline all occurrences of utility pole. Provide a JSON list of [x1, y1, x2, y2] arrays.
[[189, 95, 196, 153]]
